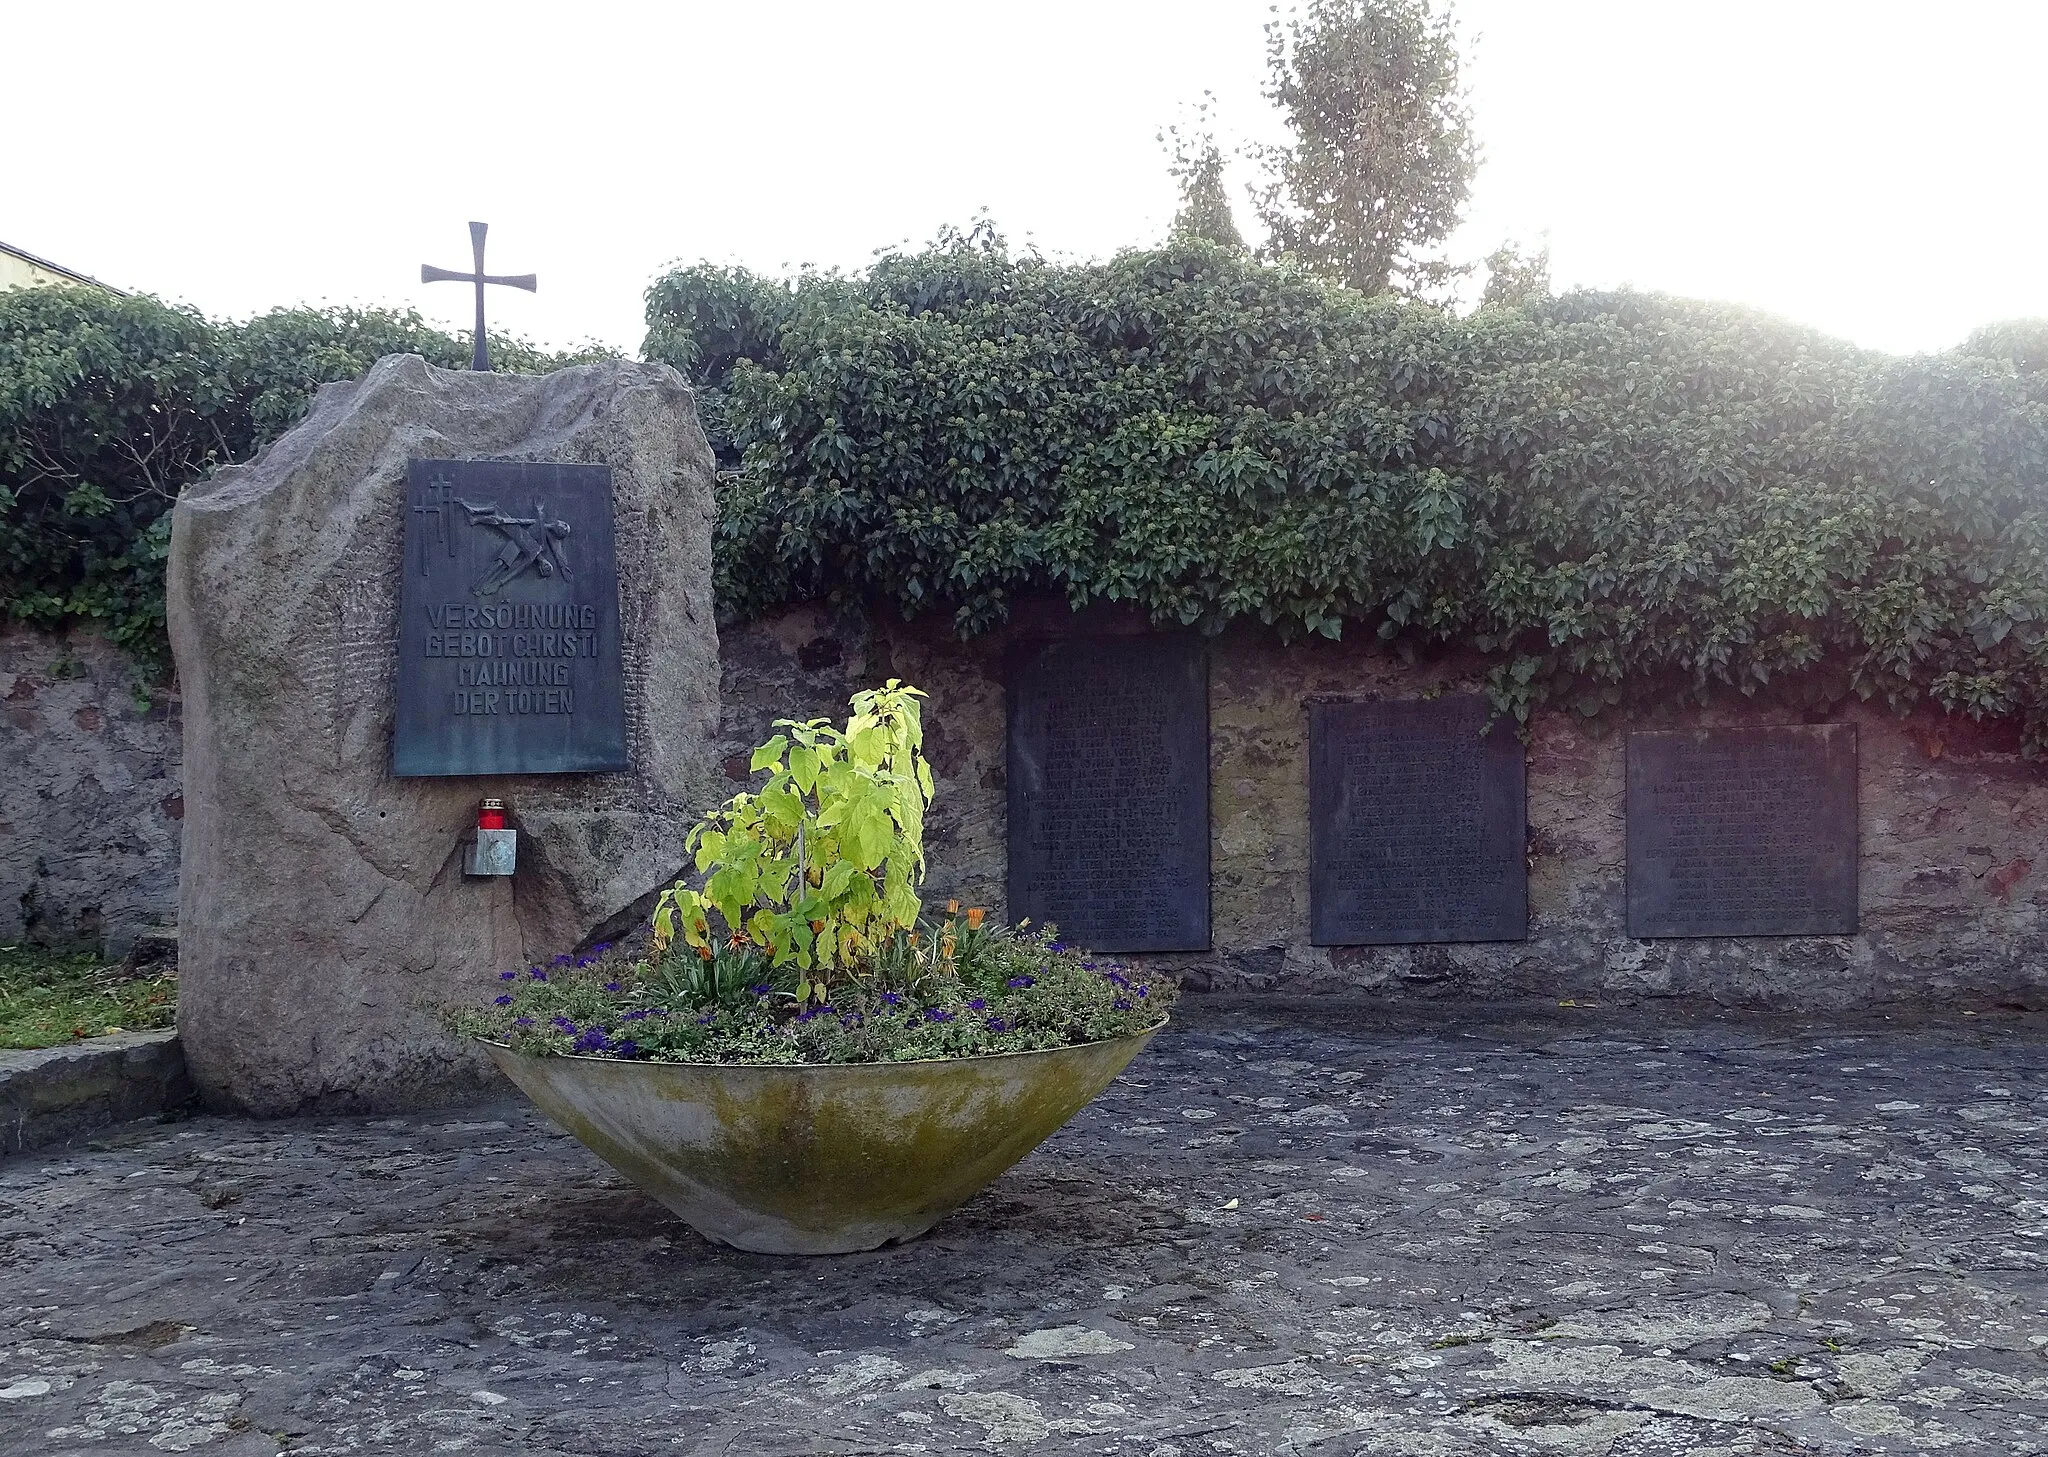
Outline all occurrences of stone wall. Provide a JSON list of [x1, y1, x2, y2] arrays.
[[0, 625, 180, 956], [716, 600, 2048, 1012], [11, 595, 2044, 1011]]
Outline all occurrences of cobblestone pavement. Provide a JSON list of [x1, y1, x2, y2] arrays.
[[3, 999, 2046, 1457]]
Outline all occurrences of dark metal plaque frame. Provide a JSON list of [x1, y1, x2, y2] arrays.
[[1309, 695, 1527, 946], [393, 458, 627, 777], [1006, 636, 1210, 953], [1626, 724, 1858, 938]]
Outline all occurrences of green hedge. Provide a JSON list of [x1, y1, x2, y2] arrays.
[[644, 234, 2048, 752], [8, 245, 2048, 754], [0, 286, 591, 667]]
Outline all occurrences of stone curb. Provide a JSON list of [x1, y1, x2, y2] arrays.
[[0, 1029, 192, 1158]]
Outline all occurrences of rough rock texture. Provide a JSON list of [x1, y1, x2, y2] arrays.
[[0, 1029, 190, 1156], [1, 1001, 2043, 1455], [167, 355, 721, 1116], [0, 625, 181, 956], [718, 600, 2048, 1010]]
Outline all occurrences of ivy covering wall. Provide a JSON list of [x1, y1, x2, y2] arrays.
[[5, 239, 2047, 752], [644, 233, 2048, 752], [0, 287, 591, 666]]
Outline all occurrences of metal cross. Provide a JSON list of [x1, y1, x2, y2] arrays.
[[421, 221, 536, 372]]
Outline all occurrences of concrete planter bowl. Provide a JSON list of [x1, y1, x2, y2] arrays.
[[480, 1022, 1163, 1255]]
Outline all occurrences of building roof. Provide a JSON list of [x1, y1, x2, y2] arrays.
[[0, 239, 128, 295]]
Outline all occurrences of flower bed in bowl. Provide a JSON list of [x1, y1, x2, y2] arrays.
[[446, 681, 1173, 1253]]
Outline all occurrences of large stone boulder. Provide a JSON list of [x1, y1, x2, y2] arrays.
[[168, 355, 721, 1114]]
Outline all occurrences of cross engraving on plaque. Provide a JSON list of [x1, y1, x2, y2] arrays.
[[420, 221, 537, 372], [411, 473, 458, 575]]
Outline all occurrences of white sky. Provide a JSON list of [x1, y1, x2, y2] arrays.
[[6, 1, 2043, 359]]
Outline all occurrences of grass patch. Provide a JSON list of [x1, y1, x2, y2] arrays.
[[0, 944, 176, 1051]]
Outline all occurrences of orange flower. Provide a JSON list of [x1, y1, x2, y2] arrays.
[[946, 899, 961, 915], [965, 907, 985, 930], [696, 945, 713, 961]]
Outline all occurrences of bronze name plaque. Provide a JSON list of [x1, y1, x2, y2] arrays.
[[393, 459, 627, 777], [1007, 636, 1209, 952], [1309, 695, 1527, 945], [1626, 724, 1858, 938]]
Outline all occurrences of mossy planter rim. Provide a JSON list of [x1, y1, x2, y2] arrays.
[[469, 1014, 1169, 1069], [479, 1018, 1165, 1254]]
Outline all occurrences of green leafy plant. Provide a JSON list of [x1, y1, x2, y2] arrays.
[[645, 231, 2048, 755], [652, 681, 935, 1004], [0, 285, 607, 670], [1252, 0, 1478, 297], [448, 919, 1173, 1066], [449, 684, 1174, 1064]]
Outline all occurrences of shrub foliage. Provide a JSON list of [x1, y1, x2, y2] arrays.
[[0, 285, 592, 666], [644, 232, 2048, 752], [8, 243, 2048, 754]]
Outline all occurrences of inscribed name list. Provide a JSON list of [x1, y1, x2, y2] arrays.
[[1626, 724, 1858, 938], [1309, 696, 1527, 945], [392, 459, 627, 776], [1007, 636, 1209, 953]]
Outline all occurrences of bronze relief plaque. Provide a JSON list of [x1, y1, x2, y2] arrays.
[[1626, 724, 1858, 938], [1309, 695, 1527, 945], [393, 459, 627, 777], [1006, 636, 1209, 953]]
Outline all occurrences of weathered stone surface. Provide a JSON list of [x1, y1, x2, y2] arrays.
[[718, 600, 2048, 1010], [17, 582, 2047, 1015], [0, 624, 181, 956], [167, 355, 721, 1115], [0, 1029, 190, 1156], [1, 1001, 2042, 1454]]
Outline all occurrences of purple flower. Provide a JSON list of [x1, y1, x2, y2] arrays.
[[551, 1015, 576, 1031], [1048, 941, 1067, 952], [1137, 985, 1149, 999], [882, 992, 903, 1006], [985, 1016, 1007, 1032], [529, 968, 548, 982], [614, 1039, 640, 1059], [498, 970, 518, 982], [513, 1016, 535, 1028], [621, 1009, 650, 1022], [924, 1007, 954, 1023], [573, 1029, 610, 1054], [552, 953, 572, 967], [1006, 975, 1035, 989], [590, 942, 613, 955], [1113, 997, 1133, 1011], [696, 1012, 716, 1026], [1102, 970, 1131, 988], [603, 981, 622, 993], [967, 998, 986, 1011], [493, 994, 513, 1006], [751, 984, 774, 997]]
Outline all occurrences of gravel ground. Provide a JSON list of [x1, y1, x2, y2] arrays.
[[2, 998, 2045, 1456]]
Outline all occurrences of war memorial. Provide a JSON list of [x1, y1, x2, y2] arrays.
[[3, 106, 2046, 1454]]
